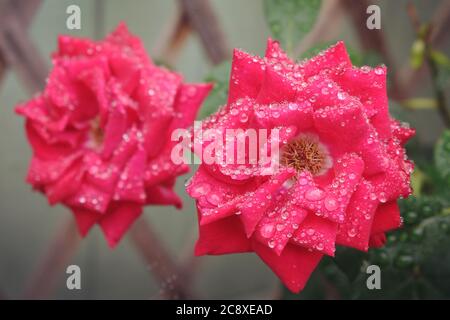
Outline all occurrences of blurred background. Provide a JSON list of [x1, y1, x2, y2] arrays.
[[0, 0, 449, 299]]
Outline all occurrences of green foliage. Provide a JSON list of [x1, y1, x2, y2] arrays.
[[198, 61, 231, 119], [300, 42, 382, 67], [401, 98, 437, 110], [299, 42, 335, 60], [263, 0, 321, 56], [430, 50, 450, 91], [430, 50, 450, 68], [410, 39, 426, 69], [408, 24, 450, 90], [435, 130, 450, 186]]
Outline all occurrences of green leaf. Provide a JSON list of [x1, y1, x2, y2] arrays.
[[332, 247, 366, 282], [198, 61, 231, 119], [420, 243, 450, 297], [434, 130, 450, 184], [436, 67, 450, 90], [430, 50, 450, 68], [401, 98, 437, 110], [411, 167, 426, 196], [264, 0, 322, 56], [358, 51, 383, 68], [410, 39, 425, 69], [300, 41, 335, 60], [417, 164, 450, 198], [300, 42, 381, 67], [430, 50, 450, 90]]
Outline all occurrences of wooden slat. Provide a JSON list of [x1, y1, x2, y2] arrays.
[[341, 0, 405, 99], [129, 217, 193, 299], [0, 0, 43, 87], [0, 14, 48, 93], [0, 54, 6, 87], [4, 0, 42, 27], [179, 0, 230, 65], [23, 218, 81, 299], [152, 9, 192, 66]]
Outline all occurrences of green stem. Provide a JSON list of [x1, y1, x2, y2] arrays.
[[425, 46, 450, 128], [406, 2, 450, 127]]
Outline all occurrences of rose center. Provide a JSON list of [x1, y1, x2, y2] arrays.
[[281, 134, 331, 175]]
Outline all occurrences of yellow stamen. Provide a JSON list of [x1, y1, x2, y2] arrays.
[[281, 135, 327, 175]]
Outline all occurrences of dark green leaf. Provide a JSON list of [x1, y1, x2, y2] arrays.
[[430, 50, 450, 90], [430, 50, 450, 68], [264, 0, 322, 56], [198, 61, 231, 119], [434, 130, 450, 184], [300, 42, 381, 67], [333, 247, 366, 282], [299, 42, 335, 60]]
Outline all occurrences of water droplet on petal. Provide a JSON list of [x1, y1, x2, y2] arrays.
[[305, 187, 325, 201], [337, 92, 346, 100], [288, 103, 298, 110], [239, 113, 248, 123], [260, 224, 275, 238], [324, 196, 338, 211], [206, 192, 221, 206], [379, 192, 387, 203], [190, 182, 211, 197], [374, 67, 384, 75], [347, 228, 357, 238], [298, 178, 308, 185]]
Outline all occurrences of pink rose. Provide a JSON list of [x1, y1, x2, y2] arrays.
[[186, 39, 414, 292], [16, 23, 211, 247]]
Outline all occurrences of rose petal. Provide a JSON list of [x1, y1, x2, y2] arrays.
[[336, 179, 379, 251], [195, 213, 252, 255], [237, 168, 296, 237], [71, 207, 101, 237], [371, 201, 402, 235], [228, 49, 265, 104], [252, 240, 323, 293], [99, 202, 143, 248]]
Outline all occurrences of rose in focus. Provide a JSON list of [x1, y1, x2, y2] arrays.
[[186, 39, 415, 292]]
